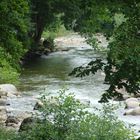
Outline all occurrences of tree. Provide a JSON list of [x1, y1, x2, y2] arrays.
[[70, 0, 140, 102], [0, 0, 30, 83], [0, 0, 82, 82], [30, 0, 82, 45], [30, 0, 55, 44]]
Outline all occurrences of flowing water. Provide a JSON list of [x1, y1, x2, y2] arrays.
[[20, 34, 107, 101], [16, 34, 140, 135]]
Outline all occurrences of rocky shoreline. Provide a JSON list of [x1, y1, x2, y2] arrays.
[[0, 84, 40, 131], [0, 83, 140, 132]]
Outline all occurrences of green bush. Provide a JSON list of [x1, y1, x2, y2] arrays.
[[67, 104, 136, 140], [15, 89, 136, 140], [0, 0, 30, 83], [0, 47, 20, 84], [0, 127, 17, 140], [42, 24, 72, 42]]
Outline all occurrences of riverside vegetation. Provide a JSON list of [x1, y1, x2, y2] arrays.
[[0, 0, 139, 99], [0, 90, 137, 140]]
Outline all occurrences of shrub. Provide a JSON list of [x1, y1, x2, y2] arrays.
[[0, 47, 20, 84], [0, 127, 17, 140], [15, 89, 136, 140], [67, 104, 136, 140]]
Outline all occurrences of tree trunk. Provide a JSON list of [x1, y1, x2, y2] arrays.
[[33, 15, 45, 45]]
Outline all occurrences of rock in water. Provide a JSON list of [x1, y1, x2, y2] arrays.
[[125, 98, 140, 109], [124, 107, 140, 116], [34, 100, 44, 110], [0, 84, 20, 97], [19, 117, 36, 132]]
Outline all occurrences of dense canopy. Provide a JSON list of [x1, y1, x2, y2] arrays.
[[0, 0, 140, 100]]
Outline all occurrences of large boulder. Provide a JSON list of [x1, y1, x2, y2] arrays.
[[0, 84, 20, 97], [124, 107, 140, 116], [125, 98, 140, 109]]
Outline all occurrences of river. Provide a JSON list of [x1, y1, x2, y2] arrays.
[[15, 33, 139, 136], [20, 34, 107, 102]]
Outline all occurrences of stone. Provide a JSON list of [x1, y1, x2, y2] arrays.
[[19, 117, 36, 132], [125, 98, 140, 109], [124, 107, 140, 116], [126, 98, 139, 102], [0, 98, 7, 106], [6, 116, 19, 125], [7, 92, 17, 97], [34, 100, 44, 110], [0, 106, 10, 126], [0, 113, 7, 123], [6, 123, 18, 128], [0, 90, 7, 97], [0, 106, 6, 112], [122, 94, 131, 100], [39, 37, 45, 46], [0, 84, 20, 97]]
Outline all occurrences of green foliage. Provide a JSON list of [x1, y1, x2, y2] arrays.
[[74, 1, 115, 37], [101, 1, 140, 101], [67, 104, 136, 140], [0, 47, 19, 83], [86, 36, 99, 50], [30, 0, 65, 44], [69, 59, 105, 77], [0, 63, 19, 84], [42, 25, 72, 40], [0, 0, 30, 83], [42, 16, 72, 50], [70, 1, 140, 102], [114, 13, 126, 28], [39, 89, 86, 140], [30, 0, 82, 46], [0, 127, 17, 140], [15, 90, 136, 140]]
